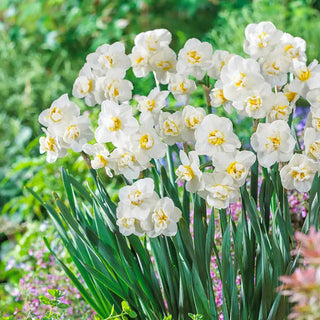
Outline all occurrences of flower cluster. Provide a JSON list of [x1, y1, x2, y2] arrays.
[[39, 21, 320, 237], [280, 227, 320, 319]]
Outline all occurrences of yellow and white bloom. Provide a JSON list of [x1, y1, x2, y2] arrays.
[[168, 74, 197, 105], [130, 45, 151, 78], [265, 92, 292, 122], [149, 46, 177, 84], [95, 101, 139, 147], [134, 29, 172, 53], [143, 197, 181, 237], [86, 42, 131, 76], [158, 111, 184, 145], [280, 153, 318, 192], [243, 21, 283, 59], [82, 143, 112, 177], [212, 150, 256, 187], [209, 80, 233, 114], [175, 150, 204, 193], [304, 128, 320, 162], [283, 82, 300, 107], [94, 73, 133, 104], [72, 63, 97, 107], [207, 50, 234, 80], [176, 38, 213, 80], [181, 105, 206, 142], [39, 128, 67, 163], [195, 114, 241, 157], [251, 120, 295, 168], [199, 172, 239, 209], [136, 87, 169, 124]]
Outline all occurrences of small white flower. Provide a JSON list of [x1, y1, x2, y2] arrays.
[[304, 127, 320, 162], [72, 63, 97, 107], [62, 115, 94, 152], [116, 210, 144, 237], [136, 87, 169, 124], [283, 82, 300, 107], [265, 92, 292, 122], [158, 111, 184, 146], [82, 143, 112, 177], [168, 74, 197, 105], [243, 21, 283, 58], [95, 101, 139, 147], [176, 38, 213, 80], [134, 29, 172, 53], [175, 150, 204, 193], [39, 128, 67, 163], [291, 59, 320, 97], [94, 73, 133, 104], [280, 153, 318, 192], [207, 50, 234, 80], [212, 150, 256, 187], [209, 80, 233, 114], [130, 46, 151, 78], [109, 147, 146, 181], [86, 42, 130, 76], [195, 114, 241, 157], [38, 94, 80, 134], [279, 32, 307, 65], [149, 46, 177, 84], [143, 197, 181, 237], [220, 55, 266, 102], [251, 120, 295, 168], [181, 105, 206, 142], [199, 172, 239, 209]]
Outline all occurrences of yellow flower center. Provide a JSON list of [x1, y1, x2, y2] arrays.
[[146, 99, 156, 111], [227, 161, 245, 179], [208, 130, 225, 146], [185, 116, 201, 129], [109, 117, 121, 131], [272, 105, 289, 117], [135, 57, 144, 65], [66, 125, 80, 139], [154, 209, 168, 226], [298, 68, 311, 81], [49, 107, 62, 123], [157, 60, 173, 71], [234, 72, 246, 88], [187, 50, 201, 64], [284, 91, 297, 103], [95, 154, 107, 167], [163, 120, 179, 135], [266, 135, 281, 151], [46, 137, 56, 152], [214, 89, 227, 104], [246, 96, 262, 111], [107, 82, 119, 97], [309, 142, 320, 160], [128, 190, 143, 206], [119, 153, 135, 168], [258, 32, 267, 48], [291, 167, 308, 181], [140, 134, 154, 150]]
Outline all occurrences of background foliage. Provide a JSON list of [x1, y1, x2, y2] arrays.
[[1, 0, 320, 317]]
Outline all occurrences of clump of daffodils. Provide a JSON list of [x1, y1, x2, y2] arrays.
[[39, 21, 320, 238], [280, 227, 320, 319]]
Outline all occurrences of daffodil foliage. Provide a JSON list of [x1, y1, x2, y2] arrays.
[[35, 22, 320, 319]]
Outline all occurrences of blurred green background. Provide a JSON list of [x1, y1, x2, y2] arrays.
[[1, 0, 320, 315]]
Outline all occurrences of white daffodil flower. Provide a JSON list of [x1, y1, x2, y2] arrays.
[[176, 38, 213, 80], [129, 124, 167, 165], [283, 82, 300, 107], [307, 88, 320, 109], [82, 143, 112, 177], [220, 55, 266, 102], [72, 63, 97, 107], [280, 153, 318, 192], [175, 150, 204, 193], [130, 46, 151, 78], [39, 94, 80, 134], [149, 46, 177, 84], [39, 128, 67, 163], [279, 32, 307, 66], [142, 197, 181, 237], [232, 82, 272, 119], [209, 80, 233, 114], [168, 74, 197, 105], [118, 178, 159, 220], [207, 50, 234, 80], [181, 105, 206, 142], [212, 150, 256, 187], [134, 29, 172, 53], [86, 42, 131, 76], [116, 210, 144, 237], [61, 115, 94, 152], [158, 111, 184, 146], [265, 92, 292, 122], [243, 21, 283, 59], [260, 53, 291, 87], [95, 100, 139, 147], [291, 59, 320, 97], [94, 73, 133, 104], [195, 114, 241, 157], [136, 87, 169, 124], [304, 128, 320, 162], [199, 172, 239, 209], [109, 147, 146, 181], [251, 120, 295, 168]]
